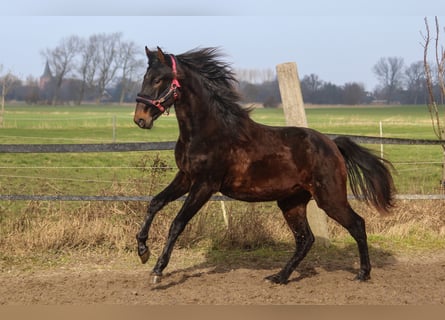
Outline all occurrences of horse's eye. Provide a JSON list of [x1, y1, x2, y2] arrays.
[[154, 78, 161, 85]]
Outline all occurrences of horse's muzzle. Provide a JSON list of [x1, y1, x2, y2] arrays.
[[137, 118, 146, 128], [134, 117, 154, 129]]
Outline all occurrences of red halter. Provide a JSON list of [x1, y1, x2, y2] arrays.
[[136, 55, 181, 112]]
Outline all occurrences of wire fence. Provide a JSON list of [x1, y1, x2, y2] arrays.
[[1, 135, 445, 202]]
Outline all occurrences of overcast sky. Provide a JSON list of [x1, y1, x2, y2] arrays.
[[1, 0, 444, 90]]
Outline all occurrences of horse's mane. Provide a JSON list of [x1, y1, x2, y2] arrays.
[[176, 48, 252, 132]]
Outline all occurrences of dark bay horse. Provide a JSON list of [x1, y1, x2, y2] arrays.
[[133, 46, 395, 285]]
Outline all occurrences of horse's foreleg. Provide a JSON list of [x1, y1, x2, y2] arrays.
[[151, 183, 214, 283], [137, 172, 190, 264], [266, 193, 313, 284]]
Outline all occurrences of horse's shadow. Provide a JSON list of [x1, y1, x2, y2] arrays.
[[150, 240, 397, 290]]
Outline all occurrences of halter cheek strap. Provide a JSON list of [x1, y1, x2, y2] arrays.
[[136, 55, 181, 112], [170, 55, 180, 95]]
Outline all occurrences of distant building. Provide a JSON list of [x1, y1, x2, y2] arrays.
[[39, 61, 53, 90]]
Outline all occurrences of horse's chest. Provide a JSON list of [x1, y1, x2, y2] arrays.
[[174, 141, 220, 174]]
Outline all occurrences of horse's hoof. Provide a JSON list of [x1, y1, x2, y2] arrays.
[[138, 248, 150, 264], [354, 271, 371, 282], [152, 274, 162, 284], [265, 273, 288, 285]]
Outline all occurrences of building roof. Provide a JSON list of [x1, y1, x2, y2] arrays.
[[41, 61, 52, 78]]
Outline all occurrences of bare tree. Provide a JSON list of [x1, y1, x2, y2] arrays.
[[235, 68, 276, 83], [405, 61, 426, 104], [94, 32, 122, 103], [372, 56, 405, 103], [342, 82, 366, 105], [300, 74, 323, 103], [42, 35, 81, 104], [0, 65, 19, 127], [24, 75, 40, 104], [422, 16, 445, 189], [116, 40, 144, 104], [76, 35, 101, 104]]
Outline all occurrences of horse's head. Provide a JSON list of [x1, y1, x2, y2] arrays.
[[134, 46, 181, 129]]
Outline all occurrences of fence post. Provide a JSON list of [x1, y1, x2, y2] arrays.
[[112, 115, 117, 142], [379, 121, 384, 159], [276, 62, 330, 247]]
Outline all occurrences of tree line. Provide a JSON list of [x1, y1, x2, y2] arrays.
[[1, 32, 443, 106], [238, 56, 435, 106]]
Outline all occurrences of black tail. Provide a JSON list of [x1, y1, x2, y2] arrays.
[[334, 136, 395, 213]]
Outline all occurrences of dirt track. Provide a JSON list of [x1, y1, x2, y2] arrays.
[[1, 247, 445, 305]]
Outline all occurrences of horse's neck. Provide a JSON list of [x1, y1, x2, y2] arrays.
[[174, 99, 212, 141], [174, 85, 250, 143]]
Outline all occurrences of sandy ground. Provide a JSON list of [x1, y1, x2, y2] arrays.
[[1, 247, 444, 305]]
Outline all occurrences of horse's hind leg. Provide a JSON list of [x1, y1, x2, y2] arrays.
[[266, 192, 313, 284], [340, 206, 371, 281], [317, 199, 371, 281]]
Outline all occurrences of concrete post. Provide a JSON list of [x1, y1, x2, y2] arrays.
[[276, 62, 330, 247]]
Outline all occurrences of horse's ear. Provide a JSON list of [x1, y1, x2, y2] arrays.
[[145, 46, 151, 58], [156, 46, 167, 65]]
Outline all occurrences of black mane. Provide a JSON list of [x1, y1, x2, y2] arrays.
[[176, 48, 252, 128]]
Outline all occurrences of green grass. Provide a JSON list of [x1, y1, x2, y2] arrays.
[[1, 104, 437, 140], [1, 104, 442, 195]]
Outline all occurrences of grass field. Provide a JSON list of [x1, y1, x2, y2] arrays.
[[1, 104, 444, 263], [0, 104, 443, 195]]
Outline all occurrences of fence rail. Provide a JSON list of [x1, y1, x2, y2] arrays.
[[324, 134, 445, 145], [1, 134, 445, 154], [0, 141, 176, 153], [1, 134, 444, 202]]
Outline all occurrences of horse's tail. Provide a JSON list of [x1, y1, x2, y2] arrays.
[[334, 136, 395, 214]]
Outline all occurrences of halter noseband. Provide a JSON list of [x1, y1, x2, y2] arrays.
[[136, 55, 181, 113]]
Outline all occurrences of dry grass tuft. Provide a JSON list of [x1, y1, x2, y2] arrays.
[[1, 157, 444, 266], [0, 200, 143, 255], [2, 197, 444, 261]]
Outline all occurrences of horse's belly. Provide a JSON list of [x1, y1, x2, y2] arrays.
[[221, 143, 313, 201], [221, 170, 306, 202]]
